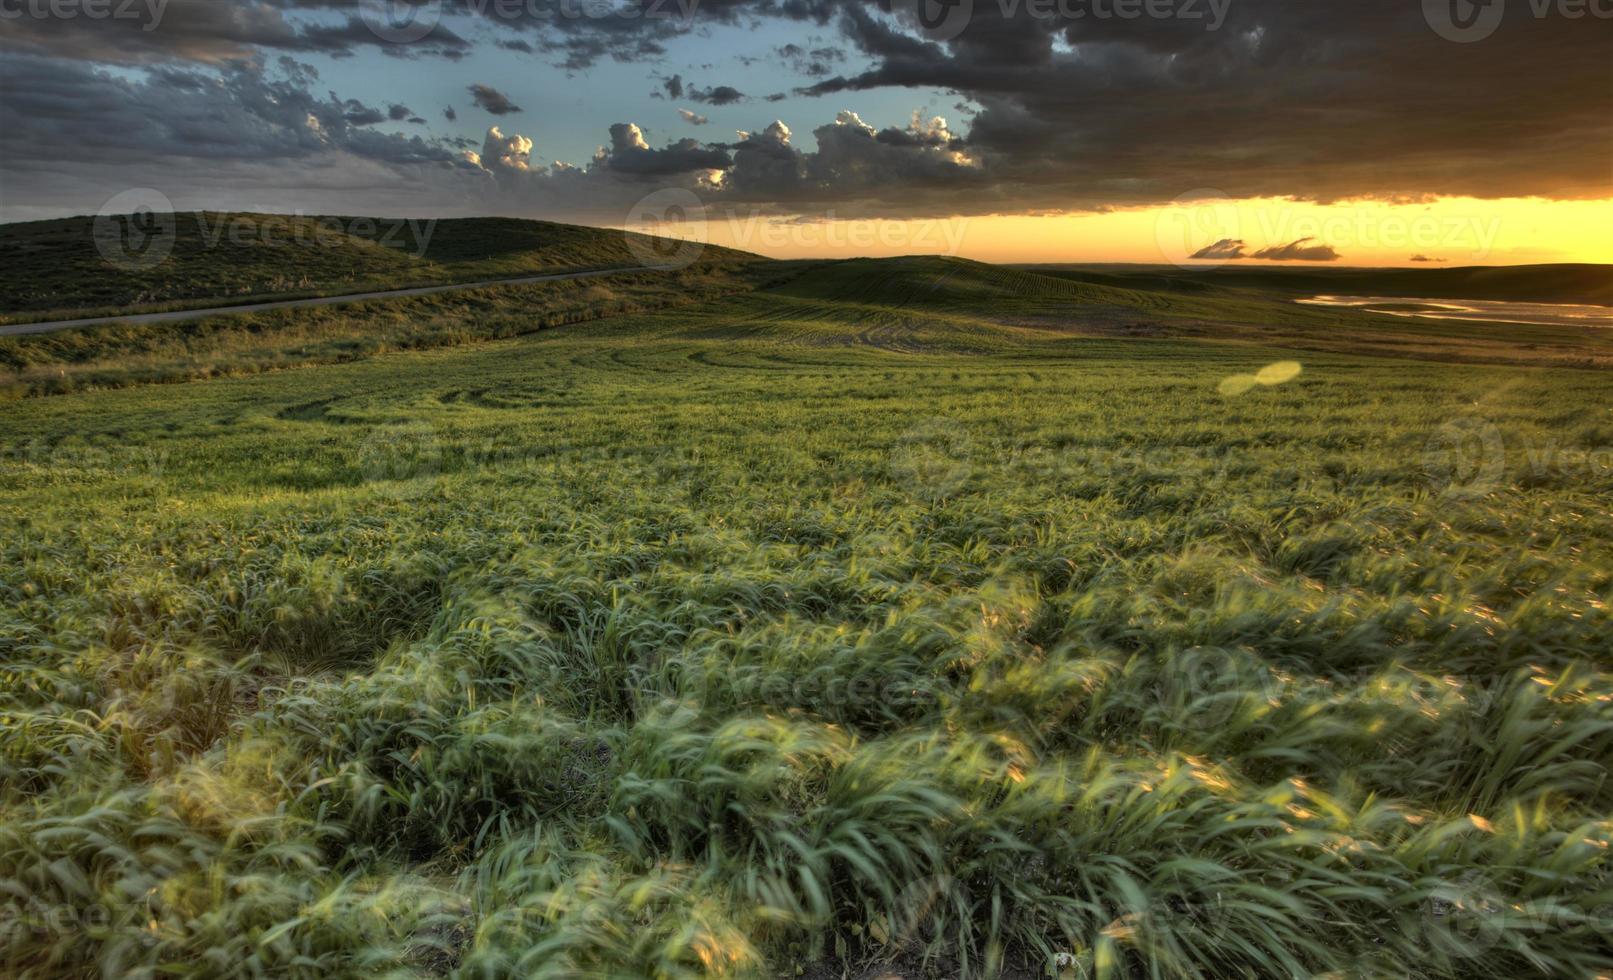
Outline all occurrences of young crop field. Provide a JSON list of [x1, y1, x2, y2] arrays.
[[1, 259, 1611, 978]]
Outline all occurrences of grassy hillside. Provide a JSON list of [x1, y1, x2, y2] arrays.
[[0, 263, 785, 397], [0, 212, 761, 320], [1, 256, 1611, 978], [6, 256, 1613, 398], [1026, 262, 1613, 306]]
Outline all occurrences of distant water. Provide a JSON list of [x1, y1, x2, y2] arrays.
[[1297, 295, 1613, 328]]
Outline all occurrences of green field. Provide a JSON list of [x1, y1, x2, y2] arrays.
[[2, 238, 1612, 978]]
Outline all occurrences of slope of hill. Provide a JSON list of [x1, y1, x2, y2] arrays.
[[1025, 263, 1613, 306], [3, 266, 1611, 979], [0, 212, 762, 319], [6, 251, 1613, 399], [768, 255, 1167, 310]]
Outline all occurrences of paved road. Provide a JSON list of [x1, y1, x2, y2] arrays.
[[0, 266, 649, 337]]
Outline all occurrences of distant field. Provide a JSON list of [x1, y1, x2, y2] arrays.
[[1021, 262, 1613, 306], [1, 252, 1611, 978]]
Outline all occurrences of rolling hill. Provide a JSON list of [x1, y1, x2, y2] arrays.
[[0, 212, 762, 319]]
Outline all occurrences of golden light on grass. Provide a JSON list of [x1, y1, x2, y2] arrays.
[[1221, 360, 1304, 396]]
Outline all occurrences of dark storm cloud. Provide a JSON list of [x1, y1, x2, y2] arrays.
[[659, 74, 685, 99], [1, 0, 1608, 221], [0, 0, 473, 64], [798, 0, 1612, 210], [717, 111, 985, 211], [687, 84, 747, 106], [777, 42, 844, 77], [0, 54, 475, 171], [342, 99, 388, 126], [605, 123, 731, 175], [468, 84, 522, 115]]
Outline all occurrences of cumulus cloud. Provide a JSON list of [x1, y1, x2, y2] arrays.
[[475, 126, 536, 174], [1191, 239, 1249, 260], [1191, 237, 1342, 262], [1252, 238, 1342, 262], [468, 84, 523, 116], [679, 109, 710, 126]]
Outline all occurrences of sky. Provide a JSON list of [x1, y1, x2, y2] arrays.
[[0, 0, 1610, 266]]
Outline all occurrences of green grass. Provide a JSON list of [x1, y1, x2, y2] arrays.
[[0, 263, 784, 397], [1, 255, 1611, 978]]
